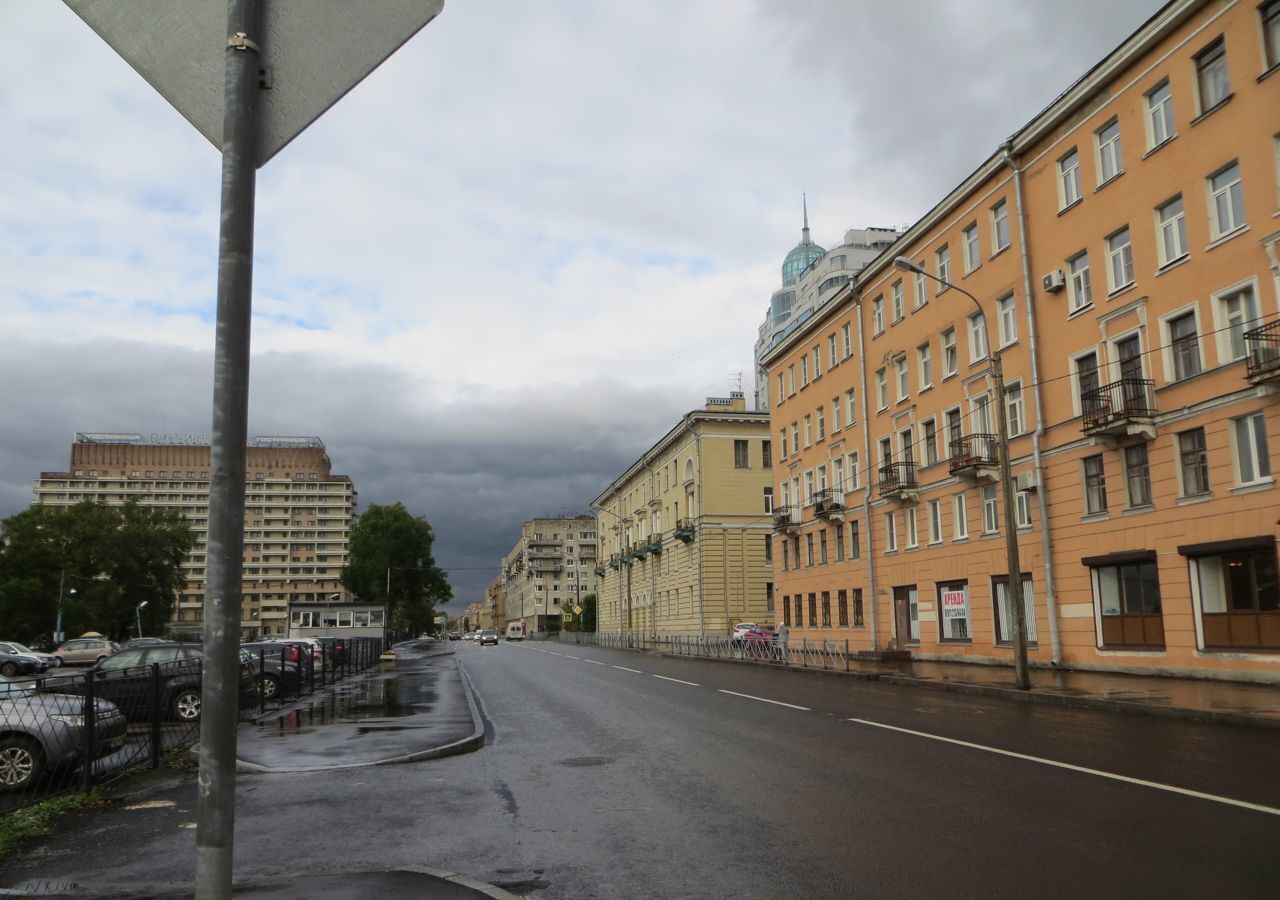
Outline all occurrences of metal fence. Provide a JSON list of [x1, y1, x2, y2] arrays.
[[0, 637, 383, 813], [556, 631, 854, 672]]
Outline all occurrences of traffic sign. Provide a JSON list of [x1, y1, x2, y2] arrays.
[[563, 612, 573, 623], [573, 605, 583, 615], [64, 0, 445, 167]]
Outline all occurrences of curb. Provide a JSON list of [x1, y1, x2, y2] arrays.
[[0, 865, 521, 899]]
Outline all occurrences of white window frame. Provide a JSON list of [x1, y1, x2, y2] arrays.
[[803, 415, 812, 448], [904, 507, 919, 549], [800, 354, 809, 386], [981, 484, 999, 534], [913, 270, 928, 309], [1058, 148, 1082, 208], [1144, 79, 1175, 150], [876, 369, 888, 411], [847, 452, 860, 491], [921, 417, 939, 467], [1094, 118, 1124, 185], [996, 294, 1017, 347], [884, 511, 897, 552], [918, 342, 933, 389], [968, 313, 988, 363], [1005, 380, 1025, 437], [1160, 304, 1203, 382], [1207, 161, 1245, 240], [828, 334, 838, 369], [816, 406, 826, 441], [845, 388, 857, 426], [941, 328, 958, 377], [873, 296, 885, 334], [1015, 491, 1033, 529], [991, 199, 1010, 254], [1105, 227, 1134, 293], [892, 280, 905, 322], [812, 347, 821, 379], [841, 323, 852, 359], [962, 223, 980, 273], [1212, 280, 1261, 363], [1155, 195, 1188, 266], [894, 356, 909, 402], [1068, 250, 1092, 312], [1231, 412, 1272, 485], [1194, 37, 1230, 114], [831, 397, 841, 433], [928, 498, 943, 545], [935, 244, 952, 289], [953, 493, 969, 540]]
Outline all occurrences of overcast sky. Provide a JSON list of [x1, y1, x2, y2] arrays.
[[1, 0, 1161, 607]]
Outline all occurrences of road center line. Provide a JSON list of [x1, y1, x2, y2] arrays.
[[848, 717, 1280, 817], [583, 659, 607, 666], [719, 690, 809, 711], [652, 675, 700, 687], [612, 665, 642, 673], [548, 652, 563, 656], [565, 655, 581, 660]]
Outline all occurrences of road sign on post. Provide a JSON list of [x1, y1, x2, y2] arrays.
[[62, 3, 445, 898]]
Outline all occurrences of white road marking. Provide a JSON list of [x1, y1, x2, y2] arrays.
[[549, 652, 564, 656], [565, 655, 581, 660], [583, 659, 607, 666], [719, 690, 809, 711], [612, 665, 642, 673], [848, 717, 1280, 817], [652, 675, 700, 687]]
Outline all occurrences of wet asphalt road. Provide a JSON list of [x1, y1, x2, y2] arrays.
[[4, 641, 1279, 899]]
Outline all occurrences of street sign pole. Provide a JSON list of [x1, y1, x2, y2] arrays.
[[196, 1, 261, 896]]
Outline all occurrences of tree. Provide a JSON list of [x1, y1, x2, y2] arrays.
[[0, 501, 195, 646], [341, 503, 451, 636], [579, 593, 597, 633]]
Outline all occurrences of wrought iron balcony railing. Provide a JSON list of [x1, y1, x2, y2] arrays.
[[877, 462, 918, 497], [948, 433, 999, 476], [1244, 320, 1280, 383], [1081, 378, 1156, 435]]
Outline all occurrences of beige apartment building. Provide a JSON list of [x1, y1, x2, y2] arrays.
[[594, 393, 775, 636], [33, 432, 356, 639], [500, 516, 598, 634], [764, 0, 1280, 682]]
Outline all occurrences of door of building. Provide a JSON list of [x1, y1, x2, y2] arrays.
[[894, 585, 919, 646]]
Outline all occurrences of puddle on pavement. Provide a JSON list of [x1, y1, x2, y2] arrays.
[[257, 666, 441, 738]]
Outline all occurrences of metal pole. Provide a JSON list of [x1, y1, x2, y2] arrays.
[[991, 353, 1031, 690], [55, 570, 66, 645], [196, 2, 261, 896]]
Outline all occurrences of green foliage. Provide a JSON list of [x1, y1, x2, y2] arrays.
[[0, 501, 195, 646], [563, 593, 597, 633], [0, 791, 99, 859], [341, 502, 452, 635]]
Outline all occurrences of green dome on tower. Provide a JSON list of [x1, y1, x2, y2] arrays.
[[781, 195, 825, 286]]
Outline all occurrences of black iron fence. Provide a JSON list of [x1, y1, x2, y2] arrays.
[[948, 433, 999, 474], [1081, 378, 1155, 432], [1244, 319, 1280, 382], [0, 637, 383, 813], [877, 461, 918, 494]]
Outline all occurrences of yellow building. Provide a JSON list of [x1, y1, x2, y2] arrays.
[[499, 517, 598, 634], [764, 0, 1280, 682], [594, 393, 775, 637]]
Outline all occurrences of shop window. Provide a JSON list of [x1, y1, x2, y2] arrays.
[[1086, 553, 1164, 648]]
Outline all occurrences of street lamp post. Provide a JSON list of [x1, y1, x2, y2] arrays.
[[136, 601, 149, 639], [893, 257, 1030, 690]]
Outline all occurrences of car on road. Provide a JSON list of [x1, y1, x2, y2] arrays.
[[448, 632, 460, 641], [41, 643, 257, 723], [505, 622, 526, 641], [478, 630, 499, 646], [0, 652, 42, 678], [52, 637, 116, 666], [0, 673, 127, 793], [0, 642, 60, 671]]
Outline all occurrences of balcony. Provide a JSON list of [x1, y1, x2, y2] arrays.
[[645, 535, 663, 555], [593, 565, 606, 577], [608, 554, 621, 571], [877, 462, 919, 503], [949, 433, 999, 483], [771, 508, 800, 533], [811, 488, 847, 519], [631, 542, 650, 560], [1245, 320, 1280, 385], [674, 519, 696, 542], [1082, 379, 1156, 441]]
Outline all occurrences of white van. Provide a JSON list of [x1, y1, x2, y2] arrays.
[[505, 622, 526, 641]]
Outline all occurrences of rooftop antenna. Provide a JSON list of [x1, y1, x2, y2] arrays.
[[802, 193, 810, 242]]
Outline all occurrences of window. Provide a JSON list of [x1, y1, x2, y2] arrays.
[[904, 507, 918, 549], [838, 590, 849, 627], [841, 323, 852, 358], [1076, 352, 1100, 418], [779, 428, 788, 459], [996, 294, 1017, 347], [993, 576, 1038, 644], [763, 487, 774, 515], [776, 373, 784, 404], [1068, 251, 1092, 311], [812, 347, 822, 379], [816, 406, 826, 441], [914, 270, 928, 309], [981, 484, 999, 534], [1220, 286, 1260, 361], [922, 419, 939, 467], [828, 334, 838, 369], [941, 329, 958, 377], [762, 440, 772, 468], [1092, 556, 1164, 648], [1156, 196, 1188, 266], [794, 595, 802, 628], [808, 593, 818, 627], [1194, 38, 1230, 112], [1095, 119, 1123, 184], [945, 407, 964, 447], [991, 200, 1010, 253], [1059, 148, 1082, 208], [936, 245, 952, 287], [1084, 454, 1108, 515], [1232, 413, 1272, 484], [894, 356, 909, 402], [968, 313, 988, 362], [834, 522, 845, 561], [849, 519, 861, 560], [1145, 80, 1175, 149], [845, 389, 857, 426], [1167, 311, 1201, 381], [885, 511, 897, 552], [819, 531, 828, 565], [1190, 545, 1280, 649], [803, 415, 812, 447], [786, 366, 795, 395], [953, 493, 969, 539], [963, 224, 980, 273], [1016, 490, 1033, 528], [873, 296, 885, 334], [781, 540, 789, 571], [806, 534, 815, 567], [928, 499, 943, 544], [918, 343, 933, 388], [1208, 162, 1244, 238], [938, 581, 971, 641], [1106, 227, 1134, 292], [847, 452, 860, 490], [1125, 444, 1152, 507], [876, 369, 888, 410], [1178, 427, 1211, 496], [1005, 381, 1025, 437], [800, 355, 809, 386], [1264, 0, 1280, 69], [831, 397, 841, 433], [892, 281, 905, 322], [734, 440, 749, 469], [821, 592, 831, 627], [790, 423, 799, 455]]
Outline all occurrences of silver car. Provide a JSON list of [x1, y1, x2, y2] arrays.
[[53, 637, 116, 666], [0, 674, 128, 793], [0, 641, 59, 671]]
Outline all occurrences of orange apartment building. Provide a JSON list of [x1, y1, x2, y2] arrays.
[[764, 0, 1280, 683]]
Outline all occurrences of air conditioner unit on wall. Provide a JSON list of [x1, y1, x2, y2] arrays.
[[1014, 471, 1040, 492], [1042, 270, 1066, 293]]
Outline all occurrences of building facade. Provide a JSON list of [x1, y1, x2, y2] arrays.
[[764, 0, 1280, 682], [594, 393, 775, 636], [33, 433, 356, 640], [500, 516, 598, 634]]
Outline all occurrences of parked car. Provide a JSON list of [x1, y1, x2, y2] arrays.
[[0, 642, 60, 670], [240, 642, 304, 699], [313, 637, 348, 666], [0, 652, 42, 678], [121, 637, 169, 649], [448, 632, 460, 641], [478, 630, 499, 646], [0, 674, 128, 793], [52, 637, 116, 666], [42, 643, 256, 722], [740, 627, 778, 655]]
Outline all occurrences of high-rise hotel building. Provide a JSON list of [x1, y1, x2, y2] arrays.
[[33, 432, 356, 638]]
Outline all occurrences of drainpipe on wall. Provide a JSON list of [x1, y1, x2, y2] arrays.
[[853, 288, 879, 650], [1002, 140, 1063, 666]]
